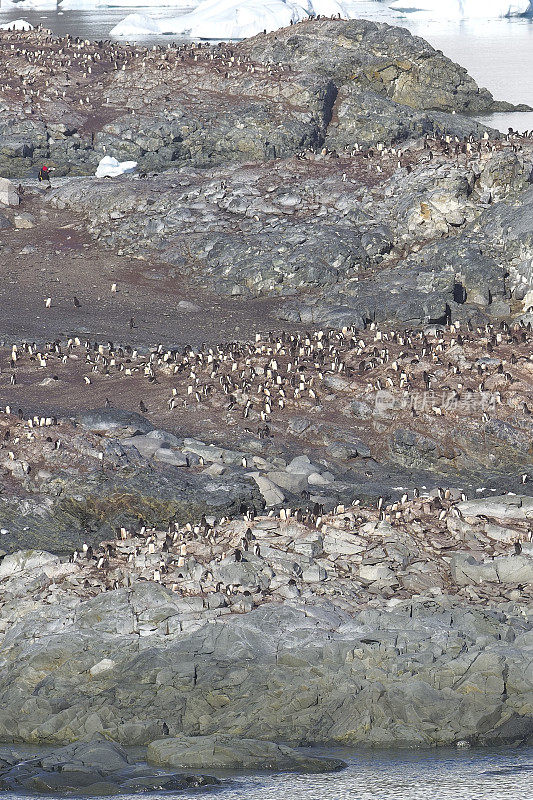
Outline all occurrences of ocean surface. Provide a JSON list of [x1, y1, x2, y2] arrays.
[[1, 745, 533, 800]]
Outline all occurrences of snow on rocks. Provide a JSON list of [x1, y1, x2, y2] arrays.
[[95, 156, 137, 178]]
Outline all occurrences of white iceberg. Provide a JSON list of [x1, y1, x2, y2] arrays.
[[179, 0, 306, 38], [1, 0, 56, 10], [95, 156, 137, 178], [111, 0, 303, 38], [111, 0, 362, 39], [300, 0, 353, 15], [60, 0, 196, 9], [388, 0, 533, 18], [0, 19, 34, 30], [109, 12, 166, 36]]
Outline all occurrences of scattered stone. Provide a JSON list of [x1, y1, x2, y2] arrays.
[[0, 177, 18, 207]]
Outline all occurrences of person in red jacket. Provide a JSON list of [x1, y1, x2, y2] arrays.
[[38, 165, 50, 182]]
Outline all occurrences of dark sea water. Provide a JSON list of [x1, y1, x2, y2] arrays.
[[200, 746, 533, 800]]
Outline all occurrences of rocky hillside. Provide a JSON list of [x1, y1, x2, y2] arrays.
[[45, 138, 533, 330], [0, 321, 531, 554], [0, 19, 528, 177], [0, 16, 532, 760]]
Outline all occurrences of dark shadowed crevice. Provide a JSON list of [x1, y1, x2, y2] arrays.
[[323, 81, 339, 131], [453, 282, 467, 304]]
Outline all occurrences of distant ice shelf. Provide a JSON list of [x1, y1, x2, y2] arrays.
[[388, 0, 533, 18]]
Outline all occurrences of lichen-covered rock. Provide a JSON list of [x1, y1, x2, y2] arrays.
[[0, 444, 262, 555], [326, 88, 496, 150], [243, 19, 525, 115], [479, 151, 533, 201]]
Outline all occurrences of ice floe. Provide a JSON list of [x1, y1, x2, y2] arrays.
[[0, 19, 34, 30]]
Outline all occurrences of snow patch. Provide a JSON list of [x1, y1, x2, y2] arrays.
[[95, 156, 137, 178]]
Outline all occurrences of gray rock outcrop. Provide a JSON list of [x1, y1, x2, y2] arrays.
[[0, 592, 531, 748], [147, 735, 345, 772], [0, 178, 19, 207], [243, 19, 502, 114], [45, 140, 533, 329], [0, 740, 219, 795]]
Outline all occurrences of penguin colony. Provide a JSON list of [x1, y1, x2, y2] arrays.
[[0, 323, 533, 456], [0, 23, 531, 615], [0, 390, 533, 618], [0, 398, 531, 616], [0, 25, 292, 119], [1, 320, 531, 443], [1, 23, 533, 173], [0, 319, 531, 582]]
